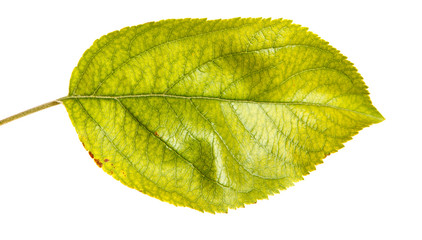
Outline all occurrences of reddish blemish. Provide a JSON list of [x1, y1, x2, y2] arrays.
[[94, 158, 102, 168], [88, 151, 94, 159], [154, 131, 159, 137], [82, 142, 86, 149], [104, 159, 109, 162]]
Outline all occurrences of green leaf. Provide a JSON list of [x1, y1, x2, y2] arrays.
[[61, 18, 384, 213]]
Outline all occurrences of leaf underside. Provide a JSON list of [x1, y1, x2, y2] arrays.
[[62, 18, 384, 213]]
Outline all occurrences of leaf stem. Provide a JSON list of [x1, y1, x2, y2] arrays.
[[0, 99, 63, 126]]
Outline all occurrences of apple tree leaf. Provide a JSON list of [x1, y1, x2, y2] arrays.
[[60, 18, 384, 213]]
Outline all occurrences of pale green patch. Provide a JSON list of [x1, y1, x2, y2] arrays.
[[61, 18, 383, 213]]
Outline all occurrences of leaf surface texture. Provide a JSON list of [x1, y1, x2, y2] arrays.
[[62, 18, 384, 212]]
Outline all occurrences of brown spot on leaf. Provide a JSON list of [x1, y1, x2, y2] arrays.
[[104, 159, 109, 162], [89, 151, 94, 159], [94, 159, 102, 168], [82, 142, 86, 150], [154, 131, 159, 137]]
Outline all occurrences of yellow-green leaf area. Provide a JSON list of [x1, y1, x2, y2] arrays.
[[62, 18, 384, 213]]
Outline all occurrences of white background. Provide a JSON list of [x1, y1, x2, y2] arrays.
[[0, 0, 421, 239]]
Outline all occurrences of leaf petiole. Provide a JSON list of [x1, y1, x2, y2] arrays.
[[0, 99, 65, 126]]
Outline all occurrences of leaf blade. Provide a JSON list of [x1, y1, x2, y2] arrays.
[[63, 18, 383, 212]]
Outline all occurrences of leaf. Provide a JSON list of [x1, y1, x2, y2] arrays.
[[61, 18, 384, 213]]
